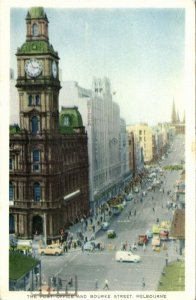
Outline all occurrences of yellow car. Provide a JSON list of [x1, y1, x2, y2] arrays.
[[38, 245, 63, 256]]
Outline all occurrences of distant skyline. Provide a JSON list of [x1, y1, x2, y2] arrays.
[[10, 7, 185, 125]]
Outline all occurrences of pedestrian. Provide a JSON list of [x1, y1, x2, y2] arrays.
[[125, 240, 128, 251], [58, 277, 62, 289], [51, 275, 56, 288], [132, 242, 137, 251], [142, 277, 145, 287], [65, 242, 68, 252], [95, 279, 98, 290], [157, 218, 159, 223], [35, 273, 39, 285], [81, 243, 84, 252], [153, 207, 155, 213], [103, 279, 109, 290], [68, 277, 73, 287], [152, 196, 154, 200], [134, 209, 136, 216], [143, 243, 146, 252]]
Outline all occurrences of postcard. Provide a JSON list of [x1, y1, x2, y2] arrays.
[[0, 0, 195, 300]]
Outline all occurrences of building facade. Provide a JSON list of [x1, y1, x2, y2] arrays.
[[59, 78, 127, 213], [127, 123, 153, 164], [9, 7, 89, 240], [120, 119, 130, 181]]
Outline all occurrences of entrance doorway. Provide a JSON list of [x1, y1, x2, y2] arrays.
[[32, 215, 43, 235]]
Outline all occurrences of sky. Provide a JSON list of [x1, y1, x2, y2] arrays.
[[10, 7, 185, 125]]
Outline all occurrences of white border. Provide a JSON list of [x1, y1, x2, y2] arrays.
[[0, 0, 195, 300]]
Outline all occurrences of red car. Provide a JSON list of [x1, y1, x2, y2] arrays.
[[159, 230, 169, 240], [138, 234, 148, 246]]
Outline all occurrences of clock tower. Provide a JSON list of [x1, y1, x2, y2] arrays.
[[10, 7, 89, 240], [16, 7, 60, 134]]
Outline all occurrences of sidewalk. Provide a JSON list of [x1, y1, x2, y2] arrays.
[[69, 211, 113, 242]]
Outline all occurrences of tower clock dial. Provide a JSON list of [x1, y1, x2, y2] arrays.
[[25, 59, 43, 78], [52, 61, 57, 78]]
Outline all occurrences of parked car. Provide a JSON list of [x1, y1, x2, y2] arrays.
[[147, 186, 152, 191], [101, 222, 110, 230], [126, 193, 134, 201], [83, 241, 104, 251], [152, 234, 161, 251], [115, 251, 141, 263], [112, 205, 123, 216], [159, 230, 169, 240], [146, 229, 153, 239], [38, 245, 63, 256], [138, 234, 148, 246], [134, 187, 139, 193], [107, 230, 116, 239]]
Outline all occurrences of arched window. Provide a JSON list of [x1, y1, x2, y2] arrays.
[[32, 149, 40, 171], [63, 116, 70, 126], [9, 182, 14, 201], [31, 116, 39, 135], [32, 23, 39, 36], [35, 95, 40, 106], [34, 183, 41, 202], [28, 95, 33, 106]]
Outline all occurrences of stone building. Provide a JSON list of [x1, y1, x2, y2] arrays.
[[9, 7, 89, 240], [127, 123, 153, 164]]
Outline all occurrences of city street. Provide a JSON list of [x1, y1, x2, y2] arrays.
[[39, 135, 185, 291]]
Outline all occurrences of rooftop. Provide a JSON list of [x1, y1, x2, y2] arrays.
[[27, 7, 46, 19]]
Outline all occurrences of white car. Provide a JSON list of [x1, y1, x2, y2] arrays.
[[115, 251, 141, 263], [134, 187, 139, 193], [101, 222, 110, 230]]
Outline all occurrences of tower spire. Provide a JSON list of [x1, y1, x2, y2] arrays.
[[183, 110, 185, 124], [171, 99, 177, 124]]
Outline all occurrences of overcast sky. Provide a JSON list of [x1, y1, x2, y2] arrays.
[[10, 7, 185, 125]]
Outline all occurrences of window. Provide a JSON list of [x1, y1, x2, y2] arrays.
[[9, 182, 14, 201], [32, 23, 39, 36], [31, 116, 39, 135], [28, 95, 40, 106], [34, 183, 41, 202], [33, 149, 40, 162], [28, 95, 33, 106], [35, 95, 40, 106], [32, 149, 40, 171], [9, 158, 13, 170], [63, 116, 70, 126]]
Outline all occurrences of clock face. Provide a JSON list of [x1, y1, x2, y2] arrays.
[[25, 59, 42, 78], [52, 61, 57, 78]]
